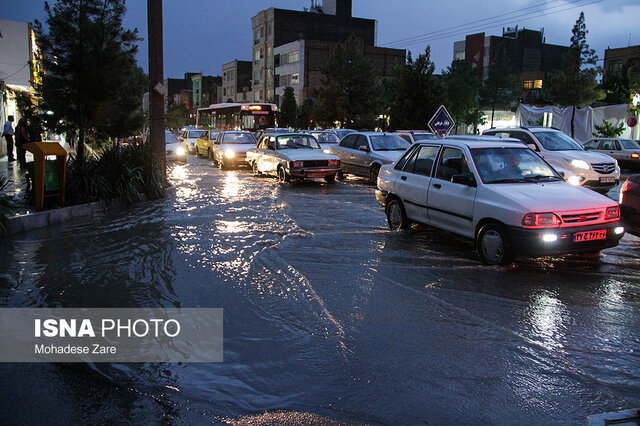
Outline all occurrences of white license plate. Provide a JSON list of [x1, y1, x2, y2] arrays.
[[573, 229, 607, 242], [306, 172, 326, 178], [599, 176, 615, 183]]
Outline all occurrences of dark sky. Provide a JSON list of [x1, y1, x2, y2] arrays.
[[3, 0, 639, 78]]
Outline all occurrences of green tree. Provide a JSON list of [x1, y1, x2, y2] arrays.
[[388, 46, 445, 130], [34, 0, 146, 164], [443, 59, 482, 133], [547, 11, 604, 137], [279, 87, 298, 128], [479, 44, 518, 127], [593, 119, 625, 137], [296, 97, 315, 129], [313, 35, 379, 128], [165, 103, 190, 133]]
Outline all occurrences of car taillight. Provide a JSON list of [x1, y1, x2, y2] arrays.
[[291, 161, 304, 168], [632, 153, 639, 159], [522, 212, 562, 228], [605, 205, 620, 220], [328, 159, 340, 167]]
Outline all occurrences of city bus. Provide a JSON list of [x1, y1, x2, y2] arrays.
[[196, 103, 279, 132]]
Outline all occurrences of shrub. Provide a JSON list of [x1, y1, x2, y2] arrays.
[[0, 175, 18, 236]]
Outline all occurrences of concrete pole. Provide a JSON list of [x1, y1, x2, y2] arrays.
[[148, 0, 166, 176]]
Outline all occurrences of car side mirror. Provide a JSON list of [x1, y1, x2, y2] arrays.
[[451, 174, 476, 187], [358, 145, 369, 152]]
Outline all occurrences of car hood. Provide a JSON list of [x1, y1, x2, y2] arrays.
[[372, 150, 406, 162], [221, 144, 254, 153], [166, 143, 182, 152], [546, 150, 615, 163], [278, 149, 339, 161], [482, 181, 618, 212]]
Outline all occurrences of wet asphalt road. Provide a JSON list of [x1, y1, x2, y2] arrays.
[[0, 156, 639, 425]]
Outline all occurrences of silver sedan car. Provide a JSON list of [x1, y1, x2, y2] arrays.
[[327, 132, 411, 182], [583, 138, 640, 170]]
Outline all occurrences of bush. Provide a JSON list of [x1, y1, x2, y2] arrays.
[[0, 175, 18, 236]]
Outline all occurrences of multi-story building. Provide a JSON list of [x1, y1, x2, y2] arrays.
[[604, 45, 640, 77], [192, 74, 222, 110], [453, 27, 570, 103], [222, 60, 252, 103]]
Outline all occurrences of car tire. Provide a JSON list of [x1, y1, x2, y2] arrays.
[[277, 166, 289, 183], [386, 198, 410, 230], [476, 223, 515, 266], [336, 171, 345, 180], [324, 174, 336, 183], [252, 161, 261, 176], [218, 158, 226, 170], [208, 148, 214, 161], [370, 165, 381, 185]]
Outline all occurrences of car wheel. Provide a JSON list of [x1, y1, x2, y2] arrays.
[[277, 166, 289, 183], [386, 198, 410, 230], [370, 165, 381, 185], [252, 161, 261, 176], [476, 223, 515, 266], [218, 158, 226, 170], [208, 148, 214, 161], [336, 171, 345, 180], [324, 174, 336, 183]]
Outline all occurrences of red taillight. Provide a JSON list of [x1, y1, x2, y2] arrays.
[[631, 153, 639, 159], [291, 161, 304, 168], [522, 212, 562, 228], [605, 205, 620, 220], [328, 159, 340, 167]]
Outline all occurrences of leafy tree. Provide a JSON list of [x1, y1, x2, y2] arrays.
[[593, 119, 625, 138], [34, 0, 146, 164], [479, 44, 518, 127], [296, 97, 315, 129], [165, 103, 190, 133], [547, 12, 604, 137], [443, 59, 481, 133], [279, 87, 297, 128], [388, 47, 445, 130], [313, 35, 379, 128]]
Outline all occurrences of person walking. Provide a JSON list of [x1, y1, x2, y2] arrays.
[[2, 115, 15, 162], [15, 115, 30, 168]]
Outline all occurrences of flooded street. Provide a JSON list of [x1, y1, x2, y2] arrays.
[[1, 156, 639, 424]]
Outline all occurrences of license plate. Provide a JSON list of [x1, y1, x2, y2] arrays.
[[306, 172, 325, 178], [599, 176, 615, 183], [573, 229, 607, 242]]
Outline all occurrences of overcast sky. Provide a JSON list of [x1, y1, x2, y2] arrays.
[[3, 0, 639, 78]]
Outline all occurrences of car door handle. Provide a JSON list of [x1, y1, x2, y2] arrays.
[[433, 183, 441, 189], [401, 176, 407, 181]]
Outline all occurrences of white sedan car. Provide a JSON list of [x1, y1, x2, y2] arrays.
[[210, 130, 257, 169], [376, 138, 625, 265], [247, 133, 341, 183], [165, 131, 186, 163]]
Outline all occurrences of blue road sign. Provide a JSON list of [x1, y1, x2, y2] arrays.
[[428, 105, 455, 138]]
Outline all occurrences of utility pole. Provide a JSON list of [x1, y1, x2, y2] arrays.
[[148, 0, 166, 176]]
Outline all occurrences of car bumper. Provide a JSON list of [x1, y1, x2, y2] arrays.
[[289, 167, 340, 178], [223, 155, 249, 165], [507, 222, 624, 257], [621, 204, 640, 237], [375, 189, 388, 207], [581, 177, 619, 191]]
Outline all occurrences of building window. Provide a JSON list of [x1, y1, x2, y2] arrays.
[[291, 73, 299, 85], [254, 29, 260, 45], [254, 70, 260, 84], [455, 51, 465, 60], [609, 60, 623, 73], [522, 80, 543, 90], [289, 51, 299, 63], [223, 87, 226, 96]]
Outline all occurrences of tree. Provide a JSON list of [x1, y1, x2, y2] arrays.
[[388, 47, 445, 130], [547, 12, 604, 137], [296, 97, 315, 129], [443, 59, 482, 133], [34, 0, 146, 164], [313, 35, 379, 128], [165, 103, 190, 133], [279, 87, 297, 128], [593, 119, 625, 138], [479, 44, 518, 127]]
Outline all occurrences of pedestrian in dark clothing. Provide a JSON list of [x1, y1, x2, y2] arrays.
[[15, 116, 30, 168], [2, 115, 15, 161]]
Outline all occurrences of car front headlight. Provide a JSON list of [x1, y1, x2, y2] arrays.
[[224, 150, 235, 158], [176, 146, 185, 156], [566, 158, 590, 170]]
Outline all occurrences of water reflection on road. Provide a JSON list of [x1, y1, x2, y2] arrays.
[[0, 157, 638, 424]]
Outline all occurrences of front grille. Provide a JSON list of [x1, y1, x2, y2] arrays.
[[561, 211, 602, 224], [591, 162, 616, 174], [303, 160, 329, 168]]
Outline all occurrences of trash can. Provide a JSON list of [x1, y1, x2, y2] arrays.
[[23, 142, 67, 211]]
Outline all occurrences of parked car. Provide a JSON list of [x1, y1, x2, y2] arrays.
[[179, 128, 207, 154], [328, 128, 357, 140], [376, 138, 625, 265], [396, 130, 438, 143], [327, 132, 411, 183], [210, 130, 257, 169], [165, 131, 186, 163], [483, 127, 620, 193], [583, 137, 640, 170], [620, 174, 640, 237], [247, 133, 341, 183], [195, 130, 220, 157], [254, 127, 292, 141], [299, 130, 341, 149]]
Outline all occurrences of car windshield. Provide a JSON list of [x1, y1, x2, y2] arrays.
[[335, 129, 356, 139], [471, 147, 562, 184], [188, 130, 205, 139], [531, 130, 584, 151], [413, 133, 438, 141], [311, 132, 340, 143], [620, 139, 640, 149], [165, 132, 179, 144], [276, 135, 320, 150], [222, 132, 256, 144], [370, 134, 411, 151]]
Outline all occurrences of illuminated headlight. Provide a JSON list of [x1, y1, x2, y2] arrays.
[[175, 146, 185, 156], [224, 150, 235, 158], [567, 175, 581, 186], [567, 159, 590, 170], [542, 234, 558, 242], [614, 227, 624, 235]]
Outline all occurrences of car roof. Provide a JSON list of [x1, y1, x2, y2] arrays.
[[485, 126, 560, 133], [354, 131, 400, 136], [445, 134, 524, 144], [396, 130, 434, 134], [416, 137, 528, 150]]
